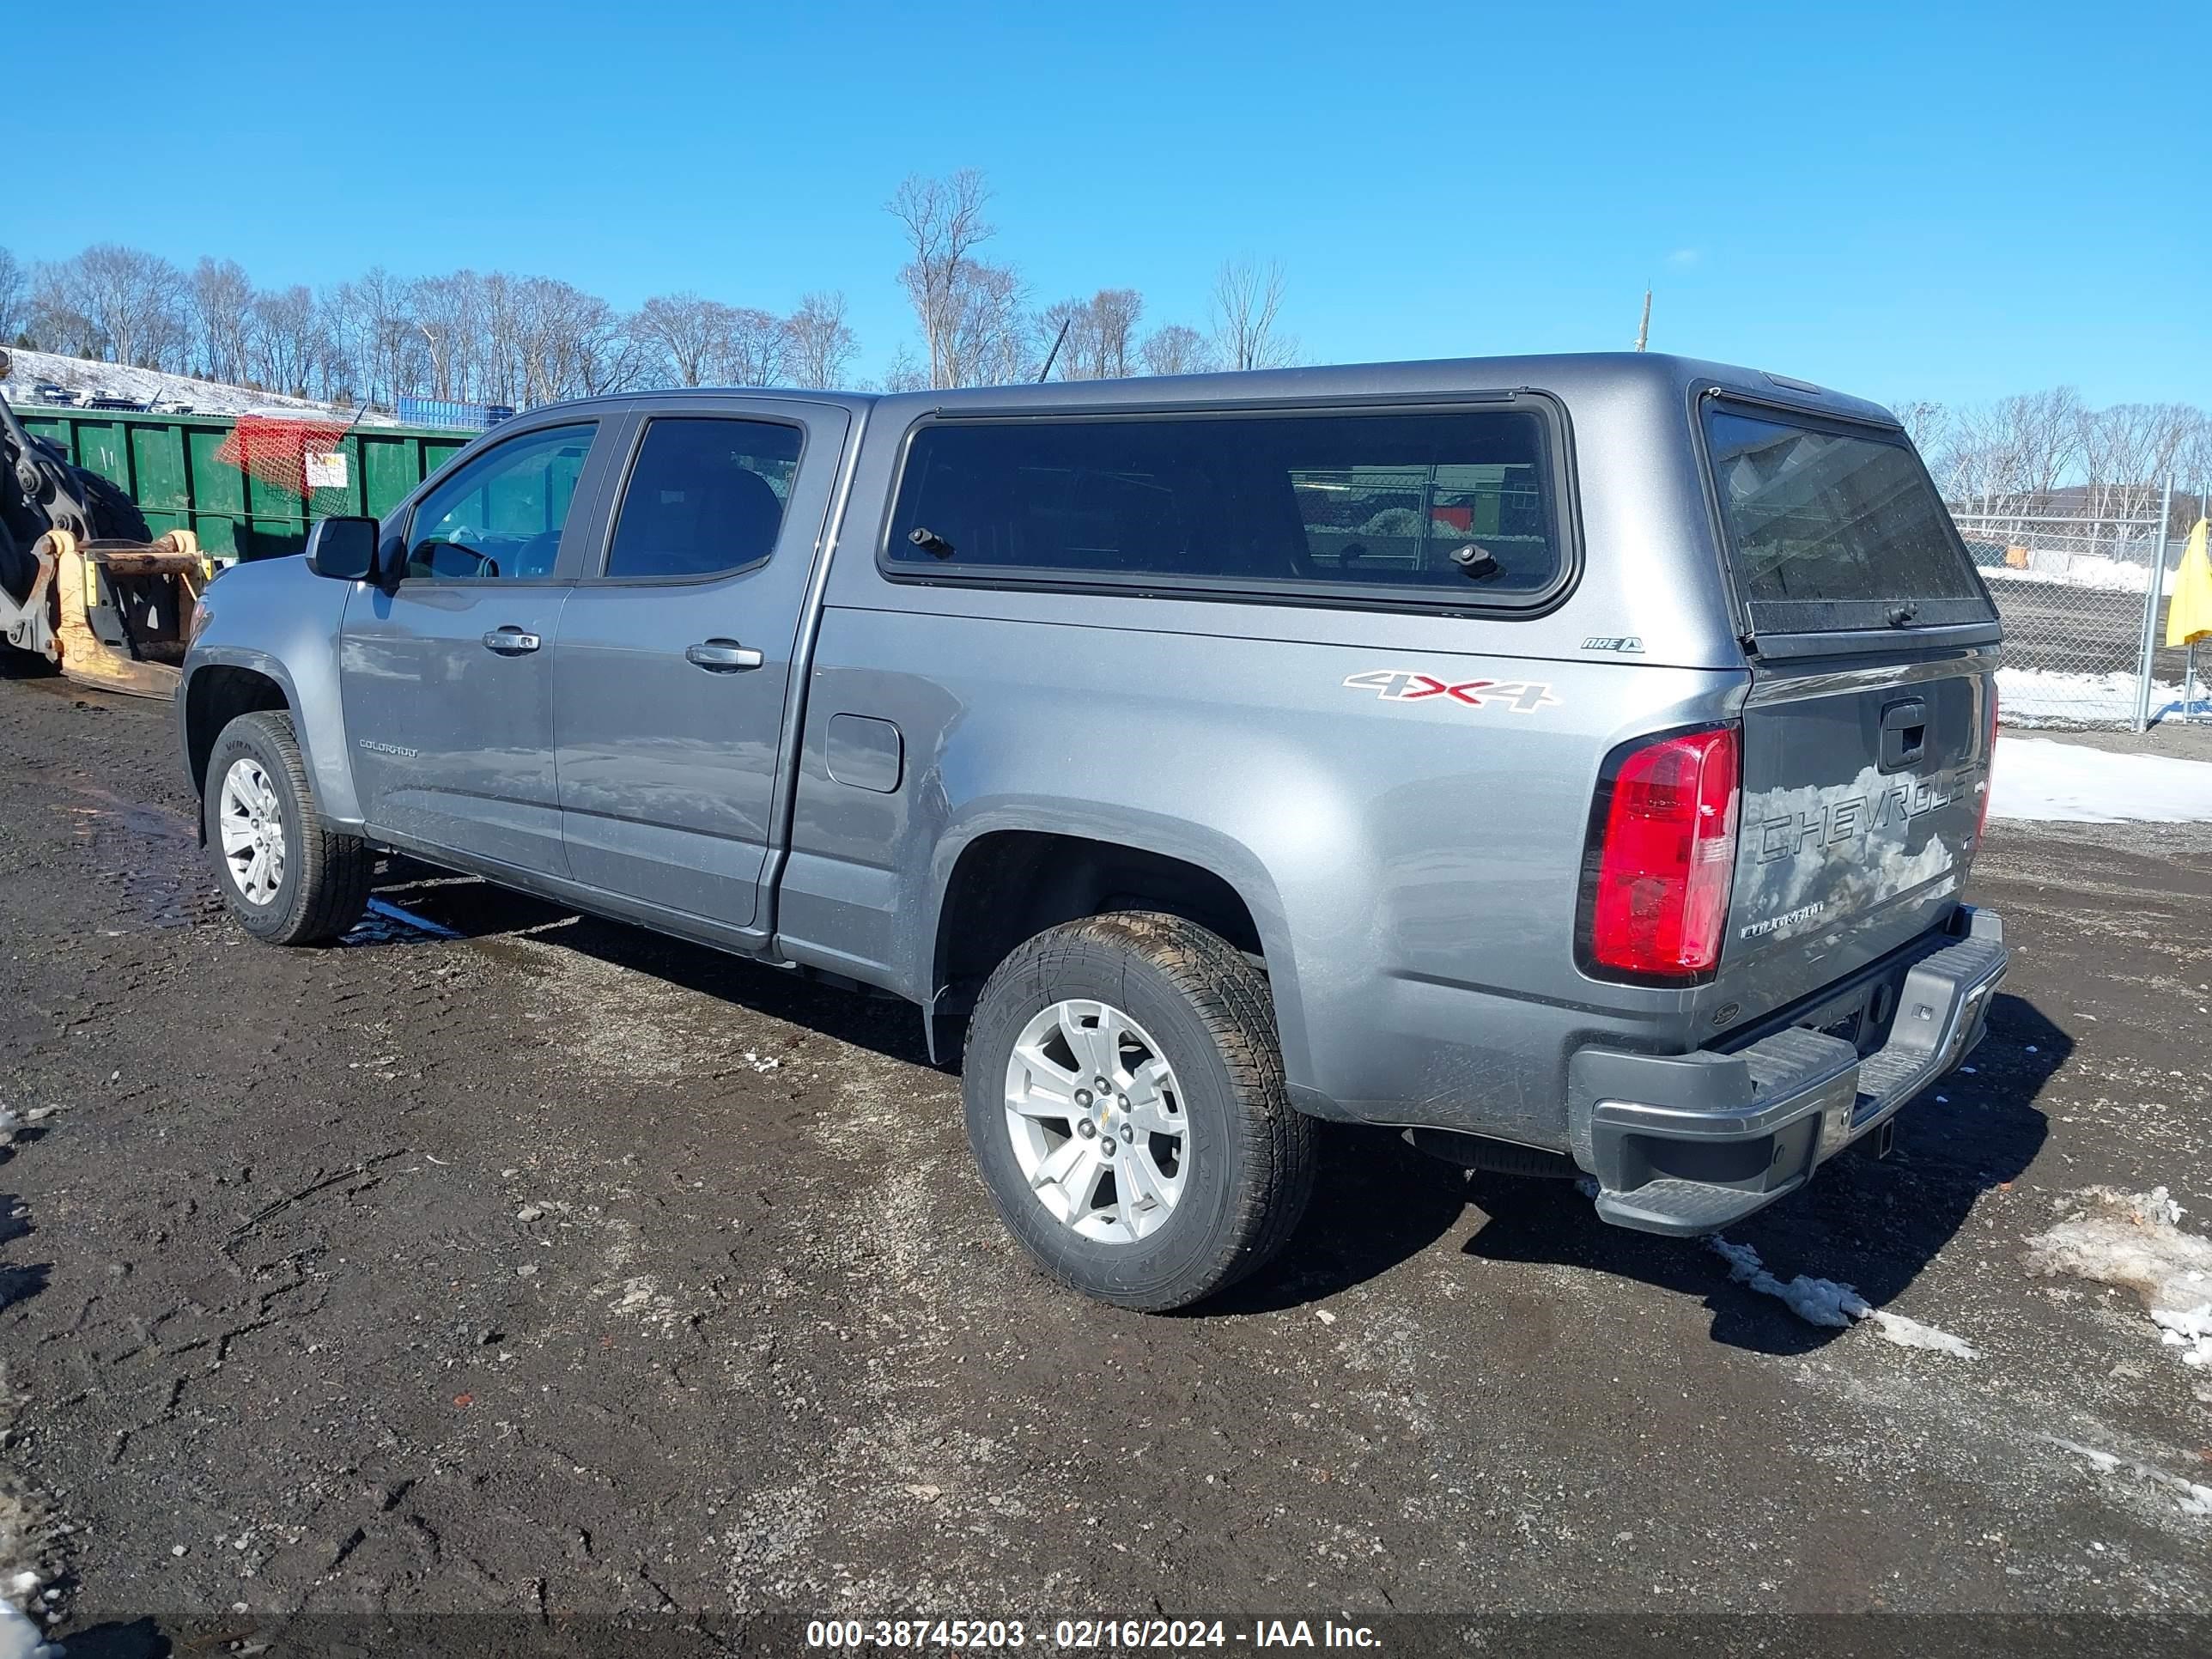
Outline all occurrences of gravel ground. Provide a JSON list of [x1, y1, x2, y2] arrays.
[[2, 666, 2209, 1656]]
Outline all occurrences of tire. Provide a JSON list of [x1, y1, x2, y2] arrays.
[[203, 709, 372, 945], [962, 912, 1316, 1311], [75, 463, 150, 542]]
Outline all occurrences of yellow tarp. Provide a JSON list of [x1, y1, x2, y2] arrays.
[[2168, 519, 2212, 648]]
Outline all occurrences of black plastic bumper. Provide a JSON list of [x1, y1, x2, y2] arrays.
[[1570, 907, 2008, 1237]]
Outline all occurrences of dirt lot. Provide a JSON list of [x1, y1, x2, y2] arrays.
[[3, 667, 2211, 1655]]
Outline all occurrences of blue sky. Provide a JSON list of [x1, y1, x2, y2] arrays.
[[19, 0, 2205, 408]]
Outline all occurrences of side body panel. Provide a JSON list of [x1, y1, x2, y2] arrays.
[[550, 400, 852, 932], [782, 355, 1778, 1146]]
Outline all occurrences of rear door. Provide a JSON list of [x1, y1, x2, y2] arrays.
[[550, 399, 849, 935], [342, 418, 608, 878], [1702, 397, 2000, 1012]]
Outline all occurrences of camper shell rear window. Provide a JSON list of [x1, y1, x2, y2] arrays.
[[1702, 399, 1996, 638]]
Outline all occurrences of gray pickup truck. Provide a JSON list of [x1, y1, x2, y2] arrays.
[[179, 353, 2007, 1310]]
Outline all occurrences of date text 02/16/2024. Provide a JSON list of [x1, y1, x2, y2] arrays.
[[805, 1618, 1382, 1649]]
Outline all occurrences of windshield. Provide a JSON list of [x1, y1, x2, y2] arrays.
[[1705, 404, 1995, 636]]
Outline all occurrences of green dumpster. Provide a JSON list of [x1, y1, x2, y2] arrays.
[[9, 406, 470, 562]]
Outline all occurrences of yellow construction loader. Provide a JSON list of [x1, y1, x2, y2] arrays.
[[0, 349, 211, 698]]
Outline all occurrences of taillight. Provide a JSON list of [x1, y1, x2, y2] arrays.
[[1579, 725, 1741, 981]]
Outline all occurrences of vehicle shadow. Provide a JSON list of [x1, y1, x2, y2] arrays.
[[363, 861, 933, 1068], [348, 866, 2060, 1331], [1209, 1124, 1474, 1316], [1456, 991, 2062, 1354]]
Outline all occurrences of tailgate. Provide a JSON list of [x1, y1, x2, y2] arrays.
[[1700, 396, 1999, 1018], [1726, 655, 1994, 1012]]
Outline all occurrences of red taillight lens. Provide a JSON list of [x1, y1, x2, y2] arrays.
[[1583, 725, 1741, 980]]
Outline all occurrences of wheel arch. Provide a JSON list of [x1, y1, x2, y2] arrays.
[[181, 645, 362, 832], [183, 659, 296, 800], [918, 815, 1309, 1079]]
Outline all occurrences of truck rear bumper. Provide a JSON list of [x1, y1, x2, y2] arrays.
[[1569, 906, 2008, 1237]]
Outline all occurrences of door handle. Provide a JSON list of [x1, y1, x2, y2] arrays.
[[686, 639, 764, 672], [482, 627, 541, 655]]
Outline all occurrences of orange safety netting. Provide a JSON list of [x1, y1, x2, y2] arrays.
[[212, 415, 354, 497]]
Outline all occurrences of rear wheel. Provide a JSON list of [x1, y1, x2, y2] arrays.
[[962, 912, 1315, 1311], [204, 710, 371, 945]]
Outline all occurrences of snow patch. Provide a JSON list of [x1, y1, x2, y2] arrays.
[[1709, 1237, 1980, 1358], [0, 1367, 58, 1659], [1988, 738, 2212, 824], [3, 343, 389, 425], [2050, 1437, 2212, 1519], [2031, 1188, 2212, 1369], [1984, 555, 2155, 595], [1997, 667, 2181, 730]]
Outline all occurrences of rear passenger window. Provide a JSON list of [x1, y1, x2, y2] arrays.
[[884, 407, 1565, 605], [604, 417, 801, 580]]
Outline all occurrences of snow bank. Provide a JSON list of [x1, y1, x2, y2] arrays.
[[1708, 1237, 1980, 1358], [2029, 1188, 2212, 1370], [1989, 738, 2212, 823], [1997, 667, 2179, 728], [2, 345, 393, 427]]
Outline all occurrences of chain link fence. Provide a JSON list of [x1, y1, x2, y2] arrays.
[[1951, 507, 2180, 727]]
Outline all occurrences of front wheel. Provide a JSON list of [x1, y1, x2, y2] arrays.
[[203, 709, 372, 945], [962, 912, 1316, 1311]]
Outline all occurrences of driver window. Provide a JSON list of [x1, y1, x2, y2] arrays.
[[406, 422, 597, 581]]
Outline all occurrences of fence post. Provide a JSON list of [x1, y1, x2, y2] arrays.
[[2133, 476, 2176, 732]]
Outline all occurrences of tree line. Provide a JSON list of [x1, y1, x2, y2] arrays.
[[0, 169, 1294, 410], [1899, 390, 2211, 528], [3, 174, 2203, 528]]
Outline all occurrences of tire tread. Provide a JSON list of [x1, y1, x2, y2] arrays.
[[207, 709, 372, 945], [967, 910, 1315, 1310]]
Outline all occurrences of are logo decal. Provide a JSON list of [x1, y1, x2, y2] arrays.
[[1342, 669, 1559, 713]]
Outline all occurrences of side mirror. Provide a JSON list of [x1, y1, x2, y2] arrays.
[[306, 515, 380, 581]]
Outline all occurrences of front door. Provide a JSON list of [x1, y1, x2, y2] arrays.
[[340, 418, 607, 877], [550, 402, 848, 931]]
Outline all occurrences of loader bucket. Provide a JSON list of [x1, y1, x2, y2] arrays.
[[42, 527, 210, 699]]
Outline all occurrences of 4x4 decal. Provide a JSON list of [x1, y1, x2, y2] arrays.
[[1342, 669, 1559, 713]]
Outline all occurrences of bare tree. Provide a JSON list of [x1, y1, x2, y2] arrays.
[[785, 290, 857, 389], [1036, 296, 1097, 380], [715, 307, 789, 386], [410, 270, 488, 400], [324, 267, 413, 408], [886, 169, 995, 389], [27, 265, 101, 358], [2080, 401, 2197, 523], [1139, 323, 1213, 377], [938, 259, 1031, 388], [2003, 386, 2084, 500], [573, 300, 653, 397], [0, 246, 24, 345], [1042, 288, 1147, 380], [634, 291, 726, 387], [1210, 258, 1295, 372], [189, 257, 254, 384], [1891, 398, 1946, 458], [1090, 288, 1142, 379], [877, 347, 931, 393], [247, 285, 321, 396], [40, 244, 188, 368]]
